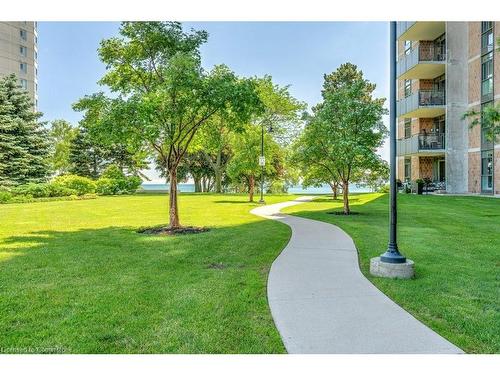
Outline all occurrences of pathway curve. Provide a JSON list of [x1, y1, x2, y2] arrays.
[[251, 197, 463, 354]]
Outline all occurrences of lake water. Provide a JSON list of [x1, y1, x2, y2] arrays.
[[141, 183, 369, 194]]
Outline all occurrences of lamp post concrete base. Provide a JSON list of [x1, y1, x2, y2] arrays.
[[370, 257, 415, 279]]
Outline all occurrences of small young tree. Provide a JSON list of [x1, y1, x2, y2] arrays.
[[48, 119, 78, 175], [74, 22, 260, 228], [0, 74, 50, 186]]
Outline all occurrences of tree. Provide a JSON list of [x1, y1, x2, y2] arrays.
[[358, 159, 390, 192], [48, 119, 78, 175], [0, 74, 50, 186], [226, 124, 281, 202], [305, 63, 387, 214], [74, 22, 260, 228], [463, 102, 500, 144], [68, 127, 108, 179], [290, 121, 341, 200]]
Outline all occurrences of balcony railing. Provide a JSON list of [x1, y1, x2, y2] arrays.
[[397, 89, 445, 117], [397, 43, 446, 78], [397, 133, 445, 156]]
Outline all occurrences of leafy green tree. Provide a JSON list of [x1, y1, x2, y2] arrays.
[[0, 74, 50, 186], [305, 63, 387, 214], [358, 159, 390, 192], [290, 122, 341, 199], [227, 124, 281, 202], [74, 22, 260, 228], [463, 102, 500, 143], [48, 119, 78, 175]]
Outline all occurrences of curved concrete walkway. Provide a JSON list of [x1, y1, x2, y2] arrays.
[[251, 197, 463, 354]]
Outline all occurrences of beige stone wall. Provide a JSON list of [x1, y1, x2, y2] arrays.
[[468, 151, 481, 193], [0, 22, 37, 108]]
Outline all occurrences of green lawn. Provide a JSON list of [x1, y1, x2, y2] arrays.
[[0, 194, 297, 354], [282, 193, 500, 354]]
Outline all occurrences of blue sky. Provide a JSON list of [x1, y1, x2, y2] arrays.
[[38, 22, 390, 181]]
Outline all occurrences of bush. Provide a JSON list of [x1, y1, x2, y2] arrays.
[[53, 175, 96, 196], [12, 183, 50, 198], [0, 190, 13, 203], [378, 184, 390, 193], [96, 177, 120, 195], [101, 164, 126, 180], [95, 172, 141, 196]]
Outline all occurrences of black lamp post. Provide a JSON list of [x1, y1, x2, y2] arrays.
[[380, 21, 406, 264], [259, 124, 265, 204]]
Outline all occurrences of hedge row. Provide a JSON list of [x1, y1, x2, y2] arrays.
[[1, 167, 142, 204]]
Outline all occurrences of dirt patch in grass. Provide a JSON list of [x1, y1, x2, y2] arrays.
[[207, 262, 226, 269], [137, 226, 210, 236], [327, 211, 360, 216]]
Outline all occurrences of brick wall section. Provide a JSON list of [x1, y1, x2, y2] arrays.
[[468, 151, 481, 193], [468, 22, 481, 59], [468, 58, 481, 104], [411, 156, 420, 181], [416, 79, 434, 91], [419, 157, 434, 179], [467, 103, 481, 149], [418, 41, 434, 61], [495, 22, 500, 97], [417, 118, 434, 134], [397, 156, 404, 181], [495, 149, 500, 195]]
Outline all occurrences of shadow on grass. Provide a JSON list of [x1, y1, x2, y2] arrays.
[[0, 218, 291, 353]]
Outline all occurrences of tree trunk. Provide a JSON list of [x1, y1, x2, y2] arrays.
[[193, 176, 202, 193], [249, 175, 255, 202], [169, 169, 180, 228], [214, 150, 223, 193], [329, 182, 338, 200], [342, 180, 350, 215]]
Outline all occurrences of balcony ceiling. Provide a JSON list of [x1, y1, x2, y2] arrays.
[[402, 106, 445, 118], [398, 22, 445, 41], [398, 62, 446, 80]]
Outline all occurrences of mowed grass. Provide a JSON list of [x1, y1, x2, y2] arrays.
[[0, 193, 298, 353], [282, 193, 500, 353]]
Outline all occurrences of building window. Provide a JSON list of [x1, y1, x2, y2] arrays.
[[481, 52, 493, 101], [404, 158, 411, 182], [20, 45, 27, 57], [20, 29, 27, 41], [481, 150, 493, 192], [404, 119, 411, 138], [19, 79, 28, 90], [404, 40, 412, 55], [404, 79, 412, 97], [20, 62, 27, 74]]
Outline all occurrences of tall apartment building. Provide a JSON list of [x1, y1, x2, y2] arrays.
[[396, 22, 499, 195], [0, 21, 38, 109]]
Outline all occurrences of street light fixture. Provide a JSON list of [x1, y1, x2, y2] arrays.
[[370, 21, 414, 279], [258, 123, 273, 204]]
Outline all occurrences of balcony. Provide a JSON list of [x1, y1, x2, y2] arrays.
[[397, 133, 445, 156], [397, 43, 446, 79], [397, 21, 446, 41], [397, 90, 445, 118]]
